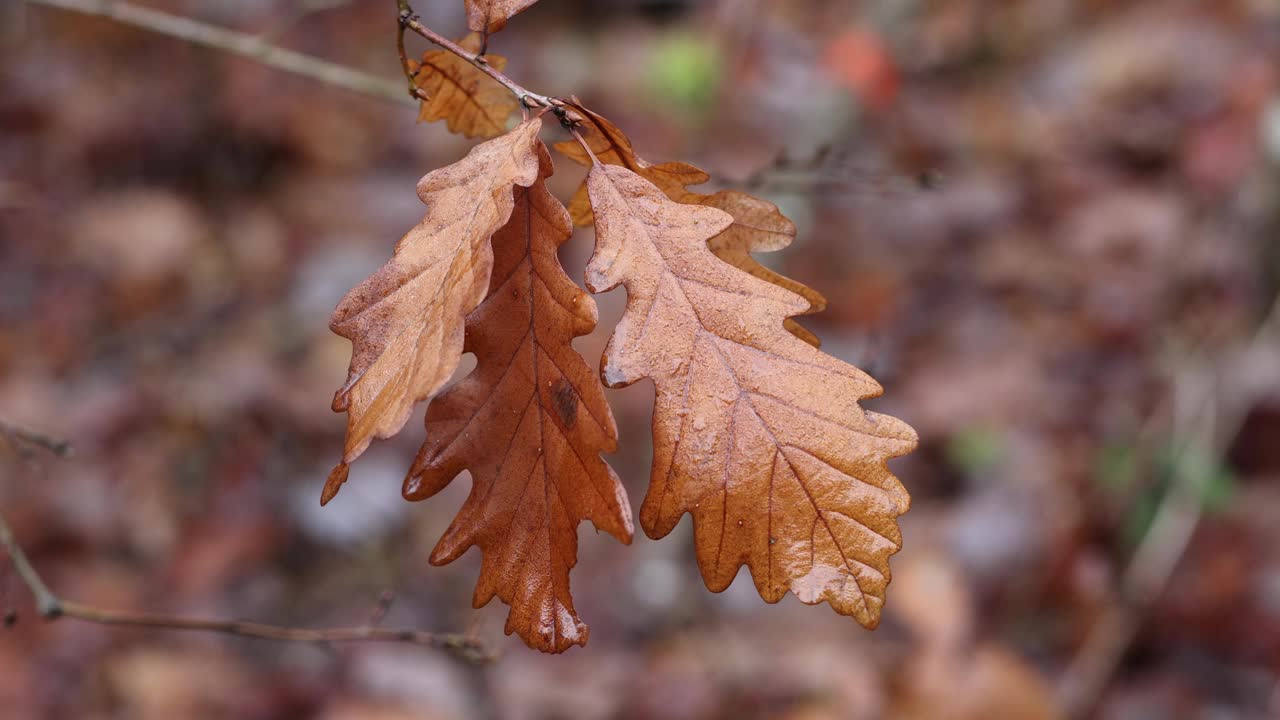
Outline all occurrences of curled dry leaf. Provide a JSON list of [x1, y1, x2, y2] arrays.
[[402, 145, 633, 652], [555, 106, 827, 346], [324, 118, 543, 504], [412, 33, 520, 139], [465, 0, 540, 34], [584, 163, 917, 628]]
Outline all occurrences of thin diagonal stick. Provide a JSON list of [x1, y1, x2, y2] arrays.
[[24, 0, 413, 105]]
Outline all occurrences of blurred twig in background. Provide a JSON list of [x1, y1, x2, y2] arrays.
[[0, 426, 492, 665], [23, 0, 413, 105], [256, 0, 354, 42], [1060, 296, 1280, 718], [0, 421, 71, 459]]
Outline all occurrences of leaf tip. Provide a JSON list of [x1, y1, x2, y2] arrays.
[[402, 470, 428, 501], [320, 463, 350, 506]]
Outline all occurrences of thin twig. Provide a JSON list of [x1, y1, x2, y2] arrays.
[[0, 421, 71, 458], [394, 4, 429, 103], [0, 510, 492, 663], [24, 0, 413, 106], [1059, 295, 1280, 717], [255, 0, 353, 43], [396, 0, 560, 111]]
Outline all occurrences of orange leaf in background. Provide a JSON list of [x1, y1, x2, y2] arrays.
[[823, 27, 900, 111], [554, 106, 827, 347], [584, 163, 917, 628], [324, 119, 543, 504], [465, 0, 540, 34], [412, 33, 520, 139], [401, 145, 633, 652]]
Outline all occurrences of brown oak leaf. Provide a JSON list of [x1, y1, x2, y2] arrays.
[[465, 0, 539, 34], [555, 106, 826, 346], [412, 33, 519, 139], [324, 118, 543, 504], [584, 163, 917, 628], [401, 145, 633, 652]]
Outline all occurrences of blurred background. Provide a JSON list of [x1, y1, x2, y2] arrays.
[[3, 0, 1280, 718]]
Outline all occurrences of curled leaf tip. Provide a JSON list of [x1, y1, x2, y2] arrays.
[[321, 463, 350, 506]]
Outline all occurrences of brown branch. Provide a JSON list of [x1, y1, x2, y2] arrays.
[[24, 0, 413, 106], [0, 509, 492, 663], [395, 0, 561, 111]]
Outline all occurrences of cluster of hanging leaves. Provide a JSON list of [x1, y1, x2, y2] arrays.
[[325, 2, 917, 653]]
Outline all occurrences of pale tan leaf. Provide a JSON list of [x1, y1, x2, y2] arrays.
[[555, 106, 827, 346], [465, 0, 540, 34], [401, 145, 632, 652], [584, 163, 917, 628], [412, 33, 519, 139], [324, 119, 543, 504]]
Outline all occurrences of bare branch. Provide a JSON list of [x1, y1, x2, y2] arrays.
[[24, 0, 413, 106], [396, 0, 561, 111], [0, 509, 492, 663]]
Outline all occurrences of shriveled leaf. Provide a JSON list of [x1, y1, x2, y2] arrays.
[[466, 0, 539, 34], [555, 106, 826, 346], [584, 164, 917, 628], [412, 33, 519, 139], [324, 119, 543, 504], [402, 145, 633, 652]]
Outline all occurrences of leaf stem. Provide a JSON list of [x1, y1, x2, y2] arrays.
[[569, 127, 601, 166]]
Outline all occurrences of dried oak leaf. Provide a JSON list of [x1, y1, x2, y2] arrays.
[[411, 33, 519, 139], [585, 163, 917, 628], [466, 0, 539, 34], [402, 145, 633, 652], [555, 106, 827, 346], [324, 119, 543, 504]]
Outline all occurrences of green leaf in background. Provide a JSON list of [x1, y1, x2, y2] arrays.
[[1106, 440, 1238, 549], [944, 426, 1004, 475], [1158, 443, 1237, 514], [1094, 443, 1138, 492], [646, 32, 722, 120]]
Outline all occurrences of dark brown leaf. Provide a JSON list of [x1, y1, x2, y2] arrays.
[[402, 145, 632, 652]]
